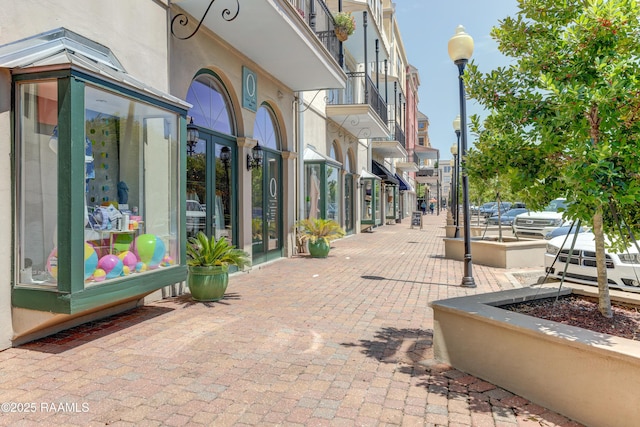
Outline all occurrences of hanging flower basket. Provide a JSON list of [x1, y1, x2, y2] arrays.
[[333, 11, 355, 42], [335, 26, 349, 42]]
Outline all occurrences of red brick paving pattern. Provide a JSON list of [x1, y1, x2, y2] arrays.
[[0, 213, 583, 426]]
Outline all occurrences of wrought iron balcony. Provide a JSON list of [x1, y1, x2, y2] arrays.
[[327, 71, 388, 123], [287, 0, 340, 66]]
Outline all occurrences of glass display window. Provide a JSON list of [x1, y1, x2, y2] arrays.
[[361, 176, 381, 226], [14, 72, 187, 314]]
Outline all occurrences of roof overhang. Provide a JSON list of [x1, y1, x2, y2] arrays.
[[395, 161, 418, 172], [172, 0, 346, 91], [415, 145, 439, 160], [371, 140, 407, 158], [326, 104, 390, 139]]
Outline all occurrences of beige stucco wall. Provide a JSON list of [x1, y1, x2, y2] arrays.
[[168, 23, 298, 257], [0, 0, 171, 349], [1, 0, 171, 90], [0, 69, 12, 349]]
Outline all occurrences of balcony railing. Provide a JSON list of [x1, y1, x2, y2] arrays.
[[372, 119, 406, 148], [287, 0, 340, 65], [327, 71, 388, 124]]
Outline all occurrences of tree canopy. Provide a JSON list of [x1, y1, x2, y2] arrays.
[[463, 0, 640, 316]]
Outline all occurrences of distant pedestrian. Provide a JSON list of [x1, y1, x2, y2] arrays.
[[420, 201, 427, 214], [429, 202, 435, 215]]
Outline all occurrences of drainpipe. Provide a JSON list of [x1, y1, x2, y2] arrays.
[[338, 0, 343, 68], [375, 39, 379, 91], [363, 11, 368, 103], [297, 92, 305, 224]]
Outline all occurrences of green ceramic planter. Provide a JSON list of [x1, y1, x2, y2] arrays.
[[308, 239, 331, 258], [187, 265, 229, 301]]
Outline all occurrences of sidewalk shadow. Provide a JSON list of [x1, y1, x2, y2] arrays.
[[165, 292, 242, 308], [19, 305, 174, 354], [361, 275, 457, 287], [341, 326, 521, 420]]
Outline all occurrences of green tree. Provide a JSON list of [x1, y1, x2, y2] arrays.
[[464, 0, 640, 317]]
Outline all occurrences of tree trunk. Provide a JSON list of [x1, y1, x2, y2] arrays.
[[593, 209, 612, 318]]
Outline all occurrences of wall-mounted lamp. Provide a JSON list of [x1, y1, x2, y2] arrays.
[[246, 142, 263, 170], [220, 146, 231, 167], [186, 117, 199, 155]]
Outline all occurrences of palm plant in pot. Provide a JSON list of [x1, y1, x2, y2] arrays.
[[296, 218, 345, 258], [186, 231, 250, 301]]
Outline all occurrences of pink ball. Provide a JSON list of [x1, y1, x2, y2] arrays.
[[118, 251, 138, 270], [98, 254, 124, 279]]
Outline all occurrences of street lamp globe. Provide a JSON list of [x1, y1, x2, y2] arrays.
[[448, 25, 474, 63], [450, 143, 458, 156], [452, 115, 461, 134]]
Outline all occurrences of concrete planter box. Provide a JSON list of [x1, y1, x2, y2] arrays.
[[443, 236, 547, 268], [431, 286, 640, 427], [444, 225, 487, 238]]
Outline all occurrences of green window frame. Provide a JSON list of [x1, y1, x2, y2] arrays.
[[12, 69, 188, 314]]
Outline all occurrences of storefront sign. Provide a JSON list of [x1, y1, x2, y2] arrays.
[[242, 66, 257, 112], [411, 211, 423, 229]]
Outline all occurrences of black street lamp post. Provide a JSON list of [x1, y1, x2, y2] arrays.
[[448, 25, 476, 288], [450, 137, 459, 238]]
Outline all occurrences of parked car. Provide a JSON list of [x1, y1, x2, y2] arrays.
[[186, 199, 206, 235], [478, 202, 498, 217], [544, 232, 640, 292], [513, 198, 570, 238], [486, 208, 528, 226], [544, 223, 589, 240], [482, 202, 513, 218]]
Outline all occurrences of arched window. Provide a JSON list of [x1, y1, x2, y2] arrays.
[[253, 105, 279, 150], [186, 73, 234, 135]]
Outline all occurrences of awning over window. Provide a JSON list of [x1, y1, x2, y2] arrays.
[[0, 27, 190, 110], [372, 160, 399, 185], [303, 145, 342, 168], [395, 173, 411, 192]]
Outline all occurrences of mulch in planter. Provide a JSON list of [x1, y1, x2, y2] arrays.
[[501, 294, 640, 341]]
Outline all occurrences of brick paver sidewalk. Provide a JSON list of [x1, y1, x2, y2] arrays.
[[0, 212, 583, 426]]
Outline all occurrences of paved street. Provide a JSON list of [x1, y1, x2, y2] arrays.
[[0, 213, 582, 426]]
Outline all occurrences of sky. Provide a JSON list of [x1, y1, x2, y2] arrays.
[[395, 0, 520, 159]]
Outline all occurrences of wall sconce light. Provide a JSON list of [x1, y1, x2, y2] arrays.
[[246, 142, 263, 170], [220, 146, 231, 168], [187, 117, 199, 144]]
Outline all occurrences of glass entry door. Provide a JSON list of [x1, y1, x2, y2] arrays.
[[345, 173, 354, 234], [251, 150, 282, 263], [186, 131, 236, 245]]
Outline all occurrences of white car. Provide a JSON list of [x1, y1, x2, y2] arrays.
[[186, 199, 206, 235], [513, 198, 570, 238], [544, 232, 640, 292]]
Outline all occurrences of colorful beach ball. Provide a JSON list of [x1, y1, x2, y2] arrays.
[[93, 268, 106, 282], [46, 248, 58, 279], [98, 254, 124, 279], [47, 243, 98, 281], [133, 234, 166, 268], [84, 243, 99, 280], [118, 251, 138, 271]]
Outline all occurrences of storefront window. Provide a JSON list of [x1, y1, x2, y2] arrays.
[[82, 85, 179, 284], [17, 81, 180, 289], [361, 177, 381, 225], [305, 164, 321, 219], [17, 80, 58, 287], [326, 165, 339, 221]]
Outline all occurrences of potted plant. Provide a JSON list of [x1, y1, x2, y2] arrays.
[[186, 231, 250, 301], [333, 11, 356, 42], [295, 218, 345, 258]]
